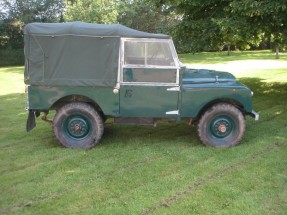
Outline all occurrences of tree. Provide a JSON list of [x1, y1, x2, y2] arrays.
[[0, 0, 64, 49], [64, 0, 118, 23], [154, 0, 246, 53], [230, 0, 287, 58], [117, 0, 181, 52], [155, 0, 287, 56], [0, 0, 64, 23], [0, 19, 24, 49], [118, 0, 169, 33]]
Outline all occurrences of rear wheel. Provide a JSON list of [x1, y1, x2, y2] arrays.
[[197, 103, 245, 147], [53, 102, 104, 149]]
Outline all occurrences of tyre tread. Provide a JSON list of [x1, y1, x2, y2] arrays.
[[53, 102, 104, 149], [197, 103, 245, 147]]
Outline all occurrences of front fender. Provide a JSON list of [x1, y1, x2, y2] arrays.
[[180, 83, 253, 118]]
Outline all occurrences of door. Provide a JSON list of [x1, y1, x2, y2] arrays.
[[119, 39, 180, 118]]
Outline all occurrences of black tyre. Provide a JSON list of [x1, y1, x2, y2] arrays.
[[53, 102, 104, 149], [197, 103, 245, 147]]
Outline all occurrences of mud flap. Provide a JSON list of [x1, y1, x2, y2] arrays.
[[26, 111, 39, 132]]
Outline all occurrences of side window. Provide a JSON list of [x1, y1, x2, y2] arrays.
[[124, 41, 175, 67], [124, 42, 145, 65], [146, 42, 175, 66], [123, 40, 178, 83]]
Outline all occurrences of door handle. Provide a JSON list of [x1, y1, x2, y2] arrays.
[[125, 89, 133, 98]]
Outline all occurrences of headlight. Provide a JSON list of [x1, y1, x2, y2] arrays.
[[251, 91, 254, 96]]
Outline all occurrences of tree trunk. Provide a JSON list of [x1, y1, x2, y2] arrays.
[[275, 45, 280, 59], [227, 44, 231, 56]]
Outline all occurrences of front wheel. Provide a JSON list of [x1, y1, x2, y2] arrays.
[[53, 102, 104, 149], [197, 103, 245, 147]]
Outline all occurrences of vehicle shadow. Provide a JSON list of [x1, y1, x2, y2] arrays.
[[238, 77, 287, 108]]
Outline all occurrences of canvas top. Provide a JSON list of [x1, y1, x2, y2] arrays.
[[24, 22, 171, 39], [24, 22, 172, 87]]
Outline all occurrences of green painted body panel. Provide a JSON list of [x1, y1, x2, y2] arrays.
[[28, 86, 119, 115], [180, 82, 253, 118], [27, 75, 253, 119], [180, 68, 253, 118], [119, 85, 179, 117]]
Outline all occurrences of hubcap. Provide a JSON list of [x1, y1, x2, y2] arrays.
[[64, 116, 90, 139], [218, 124, 227, 133], [210, 117, 233, 138]]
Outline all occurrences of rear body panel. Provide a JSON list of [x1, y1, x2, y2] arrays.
[[27, 85, 119, 116]]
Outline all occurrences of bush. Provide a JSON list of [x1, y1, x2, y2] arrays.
[[0, 49, 24, 67]]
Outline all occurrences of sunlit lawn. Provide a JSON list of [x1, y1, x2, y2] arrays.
[[180, 50, 287, 82], [0, 51, 286, 215]]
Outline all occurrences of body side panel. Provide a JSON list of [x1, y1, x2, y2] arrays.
[[27, 86, 119, 115], [119, 85, 179, 118]]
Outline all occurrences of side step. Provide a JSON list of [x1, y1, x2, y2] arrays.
[[114, 117, 155, 126]]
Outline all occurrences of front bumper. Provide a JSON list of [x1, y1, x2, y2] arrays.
[[250, 110, 259, 121]]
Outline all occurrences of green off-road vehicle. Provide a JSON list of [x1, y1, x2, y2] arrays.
[[24, 22, 259, 148]]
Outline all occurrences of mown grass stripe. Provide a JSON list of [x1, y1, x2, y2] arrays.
[[140, 142, 287, 215]]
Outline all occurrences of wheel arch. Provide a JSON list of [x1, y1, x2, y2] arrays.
[[51, 95, 105, 118], [196, 98, 245, 121]]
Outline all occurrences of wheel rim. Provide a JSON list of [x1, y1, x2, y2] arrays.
[[63, 115, 91, 139], [209, 116, 234, 138]]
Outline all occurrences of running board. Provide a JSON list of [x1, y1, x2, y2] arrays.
[[114, 117, 155, 125]]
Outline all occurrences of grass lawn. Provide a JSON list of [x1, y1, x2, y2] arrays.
[[0, 50, 287, 215]]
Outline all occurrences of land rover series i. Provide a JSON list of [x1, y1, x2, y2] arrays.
[[24, 22, 259, 148]]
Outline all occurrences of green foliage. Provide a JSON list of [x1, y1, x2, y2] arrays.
[[118, 0, 161, 32], [0, 49, 24, 66], [1, 0, 64, 23], [0, 0, 64, 49], [0, 51, 287, 214], [156, 0, 287, 54], [117, 0, 179, 34], [1, 0, 286, 55], [0, 20, 24, 49], [230, 0, 287, 49], [64, 0, 118, 23]]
